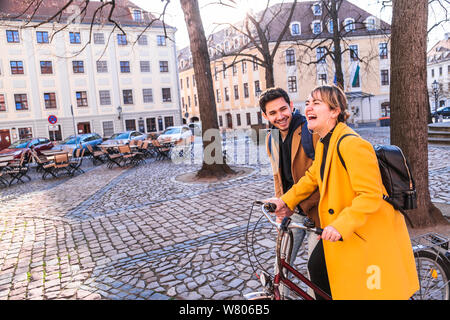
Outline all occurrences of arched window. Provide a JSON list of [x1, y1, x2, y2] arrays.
[[343, 18, 355, 32]]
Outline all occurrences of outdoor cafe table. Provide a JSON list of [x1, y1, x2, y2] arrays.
[[41, 150, 72, 161]]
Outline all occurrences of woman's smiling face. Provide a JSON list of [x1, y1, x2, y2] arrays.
[[305, 91, 340, 137]]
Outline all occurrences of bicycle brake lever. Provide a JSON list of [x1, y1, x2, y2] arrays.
[[280, 217, 291, 232]]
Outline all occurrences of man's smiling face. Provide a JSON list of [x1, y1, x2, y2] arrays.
[[262, 97, 293, 132]]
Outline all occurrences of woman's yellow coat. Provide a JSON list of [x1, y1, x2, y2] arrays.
[[281, 123, 419, 299]]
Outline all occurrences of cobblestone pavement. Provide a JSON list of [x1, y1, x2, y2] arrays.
[[0, 127, 448, 300]]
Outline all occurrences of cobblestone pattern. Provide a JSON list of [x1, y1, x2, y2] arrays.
[[0, 127, 448, 300]]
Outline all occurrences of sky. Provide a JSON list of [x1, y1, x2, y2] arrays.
[[127, 0, 448, 50]]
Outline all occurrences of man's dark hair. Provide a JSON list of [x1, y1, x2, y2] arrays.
[[258, 87, 291, 114]]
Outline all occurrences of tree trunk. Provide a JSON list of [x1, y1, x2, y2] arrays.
[[180, 0, 234, 178], [265, 59, 275, 88], [329, 0, 345, 89], [390, 0, 447, 227]]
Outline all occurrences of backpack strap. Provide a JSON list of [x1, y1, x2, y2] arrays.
[[336, 133, 358, 170]]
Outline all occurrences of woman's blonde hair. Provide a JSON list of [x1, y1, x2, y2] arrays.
[[311, 84, 350, 122]]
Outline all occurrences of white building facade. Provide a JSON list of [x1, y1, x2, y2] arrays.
[[0, 1, 182, 148]]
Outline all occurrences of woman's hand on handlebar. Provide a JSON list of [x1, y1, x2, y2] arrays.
[[264, 198, 293, 223], [320, 225, 342, 242]]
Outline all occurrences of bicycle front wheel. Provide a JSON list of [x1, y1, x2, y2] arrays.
[[412, 250, 450, 300]]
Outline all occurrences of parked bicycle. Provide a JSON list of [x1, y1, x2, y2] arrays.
[[245, 201, 450, 300]]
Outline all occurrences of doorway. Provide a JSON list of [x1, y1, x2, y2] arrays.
[[0, 129, 11, 150], [77, 122, 91, 134]]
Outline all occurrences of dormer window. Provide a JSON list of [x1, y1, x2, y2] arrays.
[[312, 20, 322, 34], [365, 17, 376, 31], [312, 3, 322, 16], [327, 19, 334, 33], [133, 9, 143, 22], [344, 18, 355, 32], [290, 22, 301, 36]]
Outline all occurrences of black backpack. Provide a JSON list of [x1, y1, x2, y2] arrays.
[[337, 134, 417, 227]]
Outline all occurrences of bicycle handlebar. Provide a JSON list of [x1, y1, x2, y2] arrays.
[[255, 201, 342, 241]]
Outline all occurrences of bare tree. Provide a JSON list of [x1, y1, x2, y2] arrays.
[[212, 0, 298, 88], [390, 0, 448, 227]]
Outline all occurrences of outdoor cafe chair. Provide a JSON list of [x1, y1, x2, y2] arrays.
[[69, 148, 85, 175], [86, 144, 106, 165], [152, 140, 172, 160], [106, 148, 124, 168], [53, 153, 72, 176], [5, 150, 32, 186], [31, 151, 57, 180]]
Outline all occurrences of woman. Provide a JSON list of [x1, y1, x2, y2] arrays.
[[270, 85, 419, 300]]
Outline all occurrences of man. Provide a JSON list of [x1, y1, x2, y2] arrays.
[[260, 87, 320, 298]]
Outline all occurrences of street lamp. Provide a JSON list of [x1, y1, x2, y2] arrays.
[[117, 105, 122, 120], [432, 80, 440, 113]]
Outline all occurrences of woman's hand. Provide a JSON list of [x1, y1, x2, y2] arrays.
[[320, 226, 342, 242], [264, 198, 293, 223]]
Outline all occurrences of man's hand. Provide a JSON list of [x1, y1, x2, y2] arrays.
[[264, 198, 293, 223]]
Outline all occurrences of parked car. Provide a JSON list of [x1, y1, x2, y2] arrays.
[[102, 130, 147, 145], [188, 122, 202, 136], [157, 126, 193, 144], [52, 133, 103, 155], [432, 106, 450, 119], [0, 137, 53, 159]]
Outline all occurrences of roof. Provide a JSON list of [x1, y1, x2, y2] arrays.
[[427, 34, 450, 64], [0, 0, 171, 29], [178, 0, 391, 71]]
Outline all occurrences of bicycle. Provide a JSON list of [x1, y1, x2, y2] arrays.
[[245, 200, 450, 300], [244, 201, 334, 300], [411, 232, 450, 300]]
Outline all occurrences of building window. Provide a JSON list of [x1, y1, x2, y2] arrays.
[[162, 88, 172, 102], [102, 121, 114, 137], [133, 9, 143, 22], [0, 94, 6, 111], [243, 83, 249, 98], [223, 63, 227, 79], [214, 66, 218, 80], [14, 94, 28, 110], [123, 90, 133, 104], [157, 35, 166, 46], [439, 66, 442, 76], [431, 69, 435, 78], [291, 22, 301, 35], [40, 61, 53, 74], [69, 32, 81, 44], [379, 43, 388, 59], [117, 34, 127, 45], [349, 45, 359, 61], [18, 127, 32, 139], [312, 3, 322, 15], [316, 47, 326, 64], [288, 76, 297, 93], [242, 61, 247, 74], [216, 89, 221, 103], [344, 18, 355, 32], [318, 73, 327, 84], [236, 114, 241, 126], [36, 31, 49, 43], [72, 61, 84, 73], [99, 90, 111, 105], [232, 64, 237, 76], [143, 89, 153, 103], [254, 80, 261, 96], [381, 69, 389, 86], [137, 35, 148, 45], [366, 17, 376, 31], [164, 116, 174, 128], [246, 112, 251, 125], [253, 57, 259, 71], [218, 115, 223, 127], [76, 91, 88, 107], [93, 33, 105, 44], [7, 30, 20, 43], [186, 77, 190, 88], [96, 60, 108, 73], [312, 21, 322, 34], [146, 118, 157, 132], [234, 85, 239, 100], [10, 61, 24, 74], [194, 94, 197, 106], [193, 75, 196, 87], [140, 61, 151, 72], [327, 19, 334, 33], [180, 79, 183, 89], [286, 48, 295, 66], [125, 119, 136, 131], [44, 93, 57, 109], [120, 61, 131, 73], [188, 96, 191, 108], [224, 87, 229, 101], [159, 61, 169, 72]]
